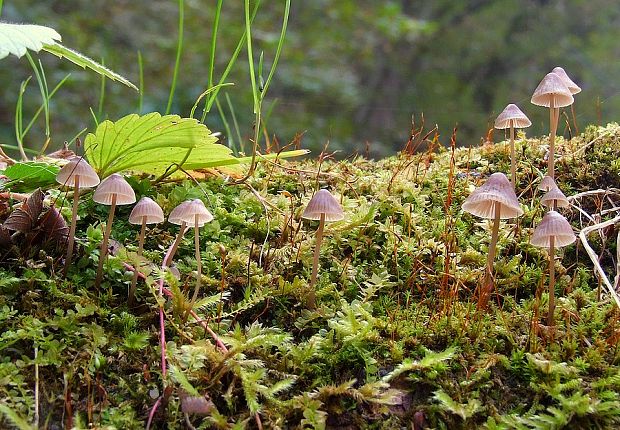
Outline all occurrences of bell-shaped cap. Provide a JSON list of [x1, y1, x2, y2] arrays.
[[56, 157, 100, 188], [538, 175, 557, 192], [302, 189, 345, 221], [531, 72, 574, 108], [494, 104, 532, 129], [541, 186, 570, 208], [462, 172, 523, 219], [552, 66, 581, 95], [168, 199, 213, 227], [129, 197, 165, 225], [93, 174, 136, 205], [531, 210, 576, 248]]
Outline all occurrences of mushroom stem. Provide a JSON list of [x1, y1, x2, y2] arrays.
[[547, 236, 556, 327], [509, 122, 516, 185], [187, 215, 202, 316], [128, 217, 146, 306], [95, 194, 117, 288], [64, 175, 80, 276], [548, 98, 557, 178], [309, 213, 325, 309], [166, 222, 187, 267], [481, 205, 501, 308]]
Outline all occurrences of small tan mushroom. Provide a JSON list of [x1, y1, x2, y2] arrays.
[[531, 210, 575, 326], [93, 174, 136, 287], [128, 197, 165, 305], [541, 186, 570, 209], [531, 72, 574, 179], [494, 103, 532, 185], [552, 66, 581, 135], [302, 189, 344, 308], [538, 175, 557, 192], [169, 199, 214, 314], [551, 67, 581, 95], [55, 157, 100, 276], [462, 172, 523, 308]]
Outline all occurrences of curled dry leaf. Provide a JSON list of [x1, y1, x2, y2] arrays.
[[3, 188, 44, 233], [39, 206, 69, 245]]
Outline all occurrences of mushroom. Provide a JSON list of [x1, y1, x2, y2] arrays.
[[168, 199, 214, 314], [551, 67, 581, 95], [302, 189, 344, 308], [541, 186, 570, 210], [494, 103, 532, 185], [531, 72, 574, 178], [128, 197, 165, 305], [538, 175, 557, 192], [552, 66, 581, 134], [530, 210, 576, 326], [462, 172, 523, 308], [93, 174, 136, 287], [55, 157, 100, 276]]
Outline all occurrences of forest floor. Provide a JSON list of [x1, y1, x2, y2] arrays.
[[2, 123, 620, 429]]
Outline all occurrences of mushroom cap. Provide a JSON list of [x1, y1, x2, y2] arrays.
[[531, 210, 576, 248], [538, 175, 557, 192], [56, 157, 100, 188], [168, 199, 214, 227], [462, 172, 524, 219], [551, 66, 581, 95], [302, 189, 345, 221], [541, 186, 570, 208], [93, 174, 136, 205], [129, 197, 165, 225], [531, 72, 574, 108], [494, 103, 532, 129]]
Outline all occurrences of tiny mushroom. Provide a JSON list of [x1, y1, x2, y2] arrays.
[[128, 197, 165, 305], [552, 66, 581, 134], [462, 172, 523, 308], [551, 66, 581, 95], [302, 189, 344, 309], [538, 175, 557, 192], [93, 174, 136, 287], [494, 103, 532, 185], [531, 72, 574, 178], [168, 199, 214, 315], [530, 210, 576, 326], [541, 186, 570, 210], [55, 157, 100, 276]]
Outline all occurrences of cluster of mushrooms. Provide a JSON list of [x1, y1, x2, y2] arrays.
[[55, 157, 213, 309], [55, 155, 345, 309], [463, 66, 579, 324]]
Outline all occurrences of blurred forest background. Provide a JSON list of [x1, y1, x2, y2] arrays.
[[1, 0, 620, 158]]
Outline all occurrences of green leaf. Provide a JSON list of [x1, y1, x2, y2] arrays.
[[0, 23, 136, 90], [0, 23, 60, 59], [2, 161, 60, 192], [42, 43, 138, 91], [182, 149, 310, 171], [169, 364, 200, 396], [0, 404, 34, 430], [84, 112, 234, 178]]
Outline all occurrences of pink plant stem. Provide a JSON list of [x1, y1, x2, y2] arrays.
[[145, 396, 161, 430], [122, 261, 229, 353], [157, 222, 187, 378]]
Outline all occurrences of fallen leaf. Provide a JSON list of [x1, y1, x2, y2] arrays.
[[4, 188, 44, 233]]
